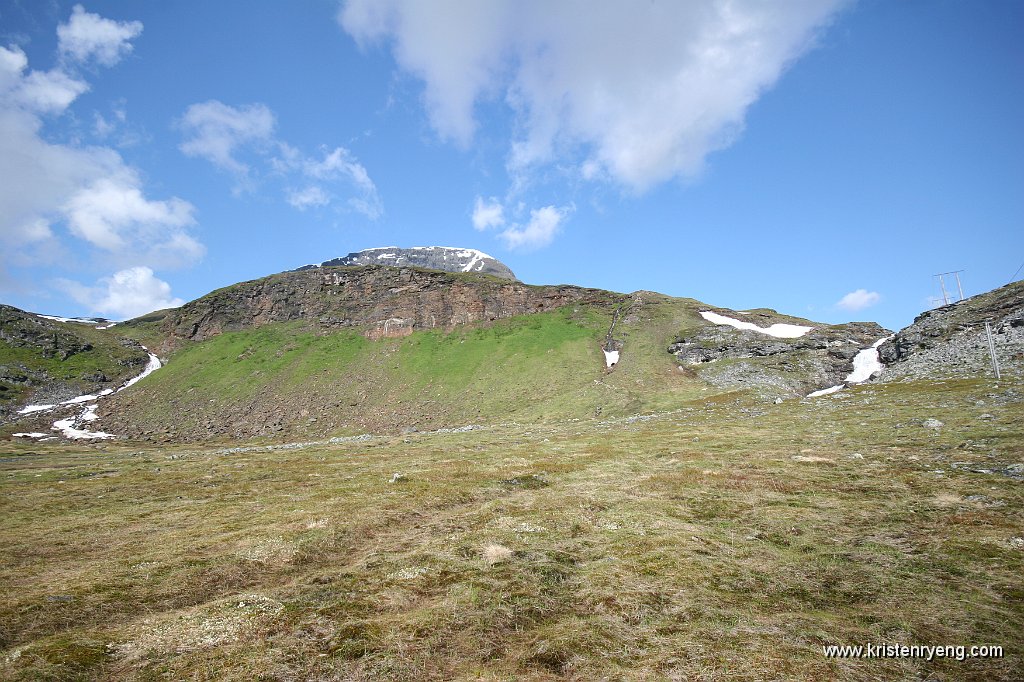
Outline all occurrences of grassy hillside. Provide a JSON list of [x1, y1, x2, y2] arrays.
[[101, 298, 713, 440], [98, 288, 887, 442], [2, 376, 1021, 679]]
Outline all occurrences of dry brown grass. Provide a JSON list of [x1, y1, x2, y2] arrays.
[[0, 377, 1022, 680]]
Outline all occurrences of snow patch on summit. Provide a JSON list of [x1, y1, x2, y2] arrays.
[[304, 246, 515, 279]]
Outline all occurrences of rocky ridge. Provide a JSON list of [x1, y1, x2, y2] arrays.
[[296, 246, 517, 280], [879, 280, 1024, 381]]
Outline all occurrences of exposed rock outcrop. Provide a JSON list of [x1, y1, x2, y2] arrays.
[[879, 280, 1024, 381], [668, 308, 889, 397]]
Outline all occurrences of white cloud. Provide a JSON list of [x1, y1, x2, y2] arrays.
[[2, 45, 89, 114], [179, 100, 276, 177], [305, 147, 372, 190], [340, 0, 845, 192], [472, 196, 505, 231], [471, 198, 572, 250], [14, 67, 89, 113], [92, 104, 129, 141], [287, 186, 330, 210], [58, 266, 183, 320], [303, 146, 382, 218], [499, 204, 572, 251], [180, 101, 382, 218], [63, 173, 200, 264], [341, 1, 510, 146], [57, 4, 143, 67], [836, 289, 881, 312], [0, 12, 203, 276]]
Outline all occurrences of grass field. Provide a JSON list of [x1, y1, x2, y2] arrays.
[[2, 377, 1021, 680]]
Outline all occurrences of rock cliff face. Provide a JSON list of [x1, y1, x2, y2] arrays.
[[296, 246, 516, 280], [879, 280, 1024, 381], [161, 265, 613, 348]]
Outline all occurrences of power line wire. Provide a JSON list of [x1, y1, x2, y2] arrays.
[[1010, 259, 1024, 284]]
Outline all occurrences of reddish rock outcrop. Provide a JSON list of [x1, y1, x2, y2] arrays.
[[161, 265, 616, 349]]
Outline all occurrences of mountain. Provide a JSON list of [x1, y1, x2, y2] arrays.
[[4, 275, 1021, 682], [296, 246, 517, 280], [8, 250, 1021, 443], [669, 308, 886, 395], [85, 262, 887, 441]]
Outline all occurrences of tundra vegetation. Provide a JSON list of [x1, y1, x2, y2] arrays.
[[1, 376, 1021, 680], [1, 272, 1022, 679]]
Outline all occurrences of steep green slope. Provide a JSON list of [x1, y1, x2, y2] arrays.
[[100, 300, 710, 440]]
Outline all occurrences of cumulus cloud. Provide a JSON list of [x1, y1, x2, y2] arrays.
[[472, 196, 505, 231], [13, 66, 89, 113], [0, 12, 203, 278], [836, 289, 881, 312], [303, 146, 382, 218], [57, 4, 143, 66], [63, 173, 201, 264], [472, 198, 572, 250], [499, 205, 572, 250], [179, 100, 382, 218], [340, 0, 845, 192], [58, 266, 183, 320]]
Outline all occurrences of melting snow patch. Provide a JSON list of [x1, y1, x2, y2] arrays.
[[604, 349, 620, 368], [807, 385, 844, 398], [700, 311, 812, 339], [17, 403, 56, 415], [52, 408, 116, 439], [16, 346, 162, 441], [17, 388, 118, 415], [462, 251, 482, 272], [844, 337, 889, 384], [36, 314, 100, 324], [119, 351, 162, 391], [62, 393, 103, 406], [13, 432, 48, 438]]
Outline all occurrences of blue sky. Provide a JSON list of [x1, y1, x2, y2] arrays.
[[1, 1, 1021, 331]]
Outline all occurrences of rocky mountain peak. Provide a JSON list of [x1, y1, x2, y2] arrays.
[[296, 246, 517, 280]]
